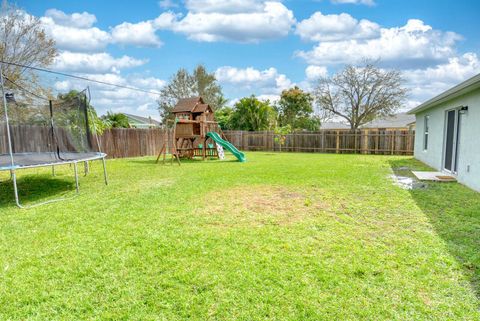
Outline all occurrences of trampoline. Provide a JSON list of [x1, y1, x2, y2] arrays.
[[0, 152, 105, 170], [1, 64, 108, 208]]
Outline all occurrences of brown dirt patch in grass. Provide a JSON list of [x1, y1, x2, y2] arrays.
[[199, 186, 328, 227]]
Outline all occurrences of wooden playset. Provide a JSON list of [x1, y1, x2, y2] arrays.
[[156, 97, 245, 164]]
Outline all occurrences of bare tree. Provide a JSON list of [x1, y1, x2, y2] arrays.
[[0, 1, 57, 88], [313, 62, 407, 129]]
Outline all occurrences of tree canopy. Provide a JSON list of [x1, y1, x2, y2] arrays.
[[216, 89, 322, 131], [214, 106, 234, 130], [313, 62, 407, 129], [0, 1, 57, 93], [228, 96, 276, 131], [157, 65, 226, 124], [102, 112, 130, 128], [276, 86, 320, 131]]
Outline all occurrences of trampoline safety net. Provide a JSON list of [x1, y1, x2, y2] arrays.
[[0, 77, 101, 170]]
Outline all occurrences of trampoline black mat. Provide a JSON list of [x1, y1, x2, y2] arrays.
[[0, 152, 106, 170]]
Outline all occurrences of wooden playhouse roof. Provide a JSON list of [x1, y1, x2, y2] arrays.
[[194, 104, 211, 113], [172, 97, 212, 113]]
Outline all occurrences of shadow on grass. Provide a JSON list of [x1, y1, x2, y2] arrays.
[[0, 174, 75, 208], [389, 158, 480, 299]]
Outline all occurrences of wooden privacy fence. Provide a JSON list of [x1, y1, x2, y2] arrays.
[[223, 129, 415, 155], [99, 129, 416, 157], [95, 128, 170, 158], [1, 125, 415, 158], [0, 125, 171, 159]]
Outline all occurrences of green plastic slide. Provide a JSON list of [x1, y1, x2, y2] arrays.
[[207, 132, 246, 162]]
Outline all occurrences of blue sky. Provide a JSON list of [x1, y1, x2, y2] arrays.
[[17, 0, 480, 119]]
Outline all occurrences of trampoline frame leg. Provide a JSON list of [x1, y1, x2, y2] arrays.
[[102, 157, 108, 185], [84, 161, 90, 176], [52, 166, 56, 177], [73, 162, 79, 193], [11, 170, 23, 209]]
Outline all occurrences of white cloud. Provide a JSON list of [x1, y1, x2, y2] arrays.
[[296, 19, 461, 68], [331, 0, 375, 6], [111, 21, 163, 47], [40, 15, 111, 52], [257, 94, 280, 103], [216, 66, 273, 83], [53, 80, 71, 91], [296, 12, 380, 42], [275, 74, 293, 91], [296, 66, 329, 92], [405, 53, 479, 85], [226, 94, 279, 107], [404, 52, 479, 108], [96, 90, 162, 118], [53, 73, 165, 118], [40, 3, 294, 50], [226, 97, 240, 107], [137, 102, 154, 112], [21, 8, 168, 119], [295, 15, 476, 111], [53, 52, 147, 73], [109, 11, 180, 47], [134, 77, 167, 90], [185, 0, 265, 13], [78, 73, 128, 86], [44, 8, 97, 28], [41, 9, 171, 51], [171, 1, 295, 42], [215, 66, 293, 95], [305, 65, 328, 81], [153, 12, 179, 29]]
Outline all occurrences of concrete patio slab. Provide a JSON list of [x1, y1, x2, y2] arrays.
[[412, 171, 457, 182]]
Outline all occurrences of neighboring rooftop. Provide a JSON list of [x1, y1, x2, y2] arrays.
[[321, 122, 350, 130], [124, 113, 161, 128], [408, 73, 480, 114], [361, 113, 415, 129]]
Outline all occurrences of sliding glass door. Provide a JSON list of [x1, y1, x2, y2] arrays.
[[444, 109, 461, 173]]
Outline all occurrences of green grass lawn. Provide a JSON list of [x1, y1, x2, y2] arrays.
[[0, 152, 479, 320]]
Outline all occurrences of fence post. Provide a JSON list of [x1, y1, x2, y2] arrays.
[[321, 131, 325, 152], [241, 131, 244, 150], [264, 131, 268, 151], [271, 131, 275, 152], [353, 129, 358, 154], [391, 131, 395, 155], [362, 129, 368, 154], [336, 130, 340, 154]]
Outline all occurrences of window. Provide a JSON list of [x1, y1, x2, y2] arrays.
[[178, 113, 190, 120], [424, 116, 430, 150]]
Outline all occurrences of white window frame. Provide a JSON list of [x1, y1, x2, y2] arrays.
[[423, 115, 430, 151]]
